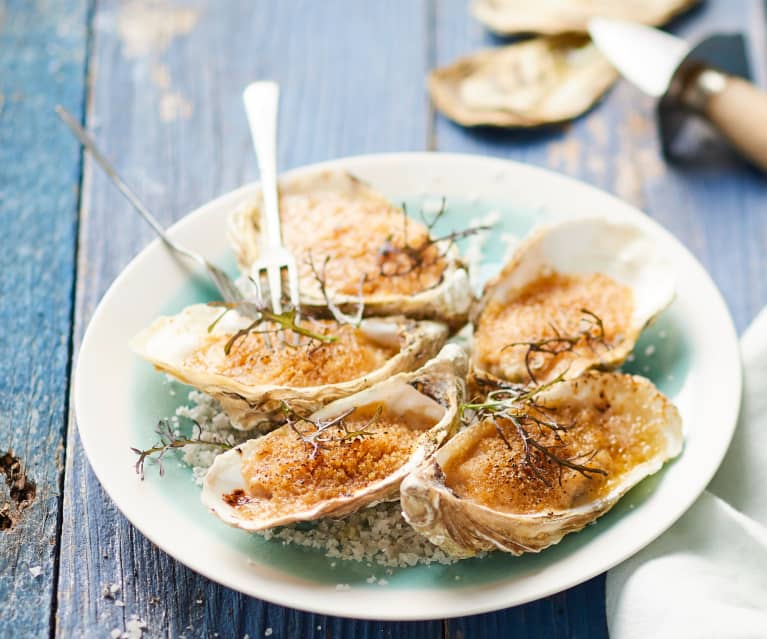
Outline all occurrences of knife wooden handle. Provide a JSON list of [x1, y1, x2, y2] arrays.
[[694, 71, 767, 171]]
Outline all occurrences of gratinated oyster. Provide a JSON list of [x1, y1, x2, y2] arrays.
[[429, 36, 617, 128], [401, 371, 683, 557], [228, 170, 473, 330], [201, 344, 467, 530], [471, 0, 699, 35], [132, 304, 448, 430], [471, 217, 674, 387]]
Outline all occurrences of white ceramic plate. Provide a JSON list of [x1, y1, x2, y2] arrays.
[[75, 153, 741, 620]]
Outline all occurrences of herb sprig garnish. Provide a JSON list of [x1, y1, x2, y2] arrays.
[[378, 199, 491, 278], [307, 252, 366, 327], [463, 373, 607, 487], [131, 419, 233, 480], [281, 403, 383, 459], [503, 308, 608, 384], [206, 302, 337, 355]]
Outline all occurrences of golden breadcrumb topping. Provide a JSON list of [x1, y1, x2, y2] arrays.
[[234, 404, 436, 519], [444, 375, 666, 513], [279, 190, 447, 296], [185, 322, 398, 387], [475, 272, 634, 383]]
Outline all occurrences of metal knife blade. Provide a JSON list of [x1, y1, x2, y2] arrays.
[[588, 18, 690, 97]]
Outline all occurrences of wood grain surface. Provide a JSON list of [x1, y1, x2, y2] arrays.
[[1, 0, 765, 637], [0, 1, 87, 637]]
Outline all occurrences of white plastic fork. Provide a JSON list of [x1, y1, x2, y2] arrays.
[[242, 82, 300, 330]]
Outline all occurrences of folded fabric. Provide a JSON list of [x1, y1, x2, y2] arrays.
[[606, 307, 767, 638]]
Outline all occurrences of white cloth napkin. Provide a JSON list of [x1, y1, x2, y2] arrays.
[[606, 307, 767, 638]]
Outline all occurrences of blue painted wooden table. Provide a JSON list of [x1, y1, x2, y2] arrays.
[[2, 1, 766, 637]]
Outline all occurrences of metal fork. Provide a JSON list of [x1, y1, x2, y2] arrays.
[[55, 105, 256, 316], [242, 82, 300, 322]]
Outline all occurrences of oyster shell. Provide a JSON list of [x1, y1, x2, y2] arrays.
[[472, 0, 699, 35], [132, 304, 448, 430], [401, 371, 683, 557], [229, 170, 473, 329], [201, 344, 467, 531], [429, 36, 618, 127], [471, 217, 674, 387]]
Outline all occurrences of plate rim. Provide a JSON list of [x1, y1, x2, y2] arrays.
[[74, 151, 742, 620]]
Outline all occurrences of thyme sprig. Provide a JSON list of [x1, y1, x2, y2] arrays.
[[378, 200, 491, 278], [463, 373, 607, 487], [281, 402, 383, 459], [206, 302, 337, 355], [131, 419, 233, 480], [503, 308, 609, 384], [307, 252, 366, 327]]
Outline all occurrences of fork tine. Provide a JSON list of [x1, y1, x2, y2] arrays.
[[287, 261, 300, 310], [286, 261, 301, 345], [266, 264, 287, 346], [252, 270, 272, 350], [267, 264, 283, 315]]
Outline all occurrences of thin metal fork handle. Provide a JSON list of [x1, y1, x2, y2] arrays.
[[55, 105, 206, 269], [242, 82, 282, 248]]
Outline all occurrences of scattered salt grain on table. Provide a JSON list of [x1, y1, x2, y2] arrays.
[[29, 566, 42, 578], [102, 583, 121, 599], [111, 615, 146, 639]]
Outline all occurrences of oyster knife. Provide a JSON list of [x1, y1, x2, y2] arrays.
[[589, 17, 767, 171]]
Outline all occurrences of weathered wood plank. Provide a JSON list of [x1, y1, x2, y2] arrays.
[[434, 0, 767, 637], [0, 1, 87, 637], [57, 1, 439, 638]]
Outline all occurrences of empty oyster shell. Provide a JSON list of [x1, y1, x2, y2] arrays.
[[471, 217, 674, 387], [201, 344, 467, 531], [229, 170, 473, 329], [472, 0, 699, 35], [132, 304, 448, 430], [429, 36, 618, 127], [401, 371, 683, 557]]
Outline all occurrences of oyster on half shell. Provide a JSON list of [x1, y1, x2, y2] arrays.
[[471, 0, 699, 35], [229, 170, 473, 329], [132, 304, 448, 430], [429, 36, 618, 128], [471, 217, 674, 387], [401, 371, 683, 557], [201, 344, 467, 531]]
